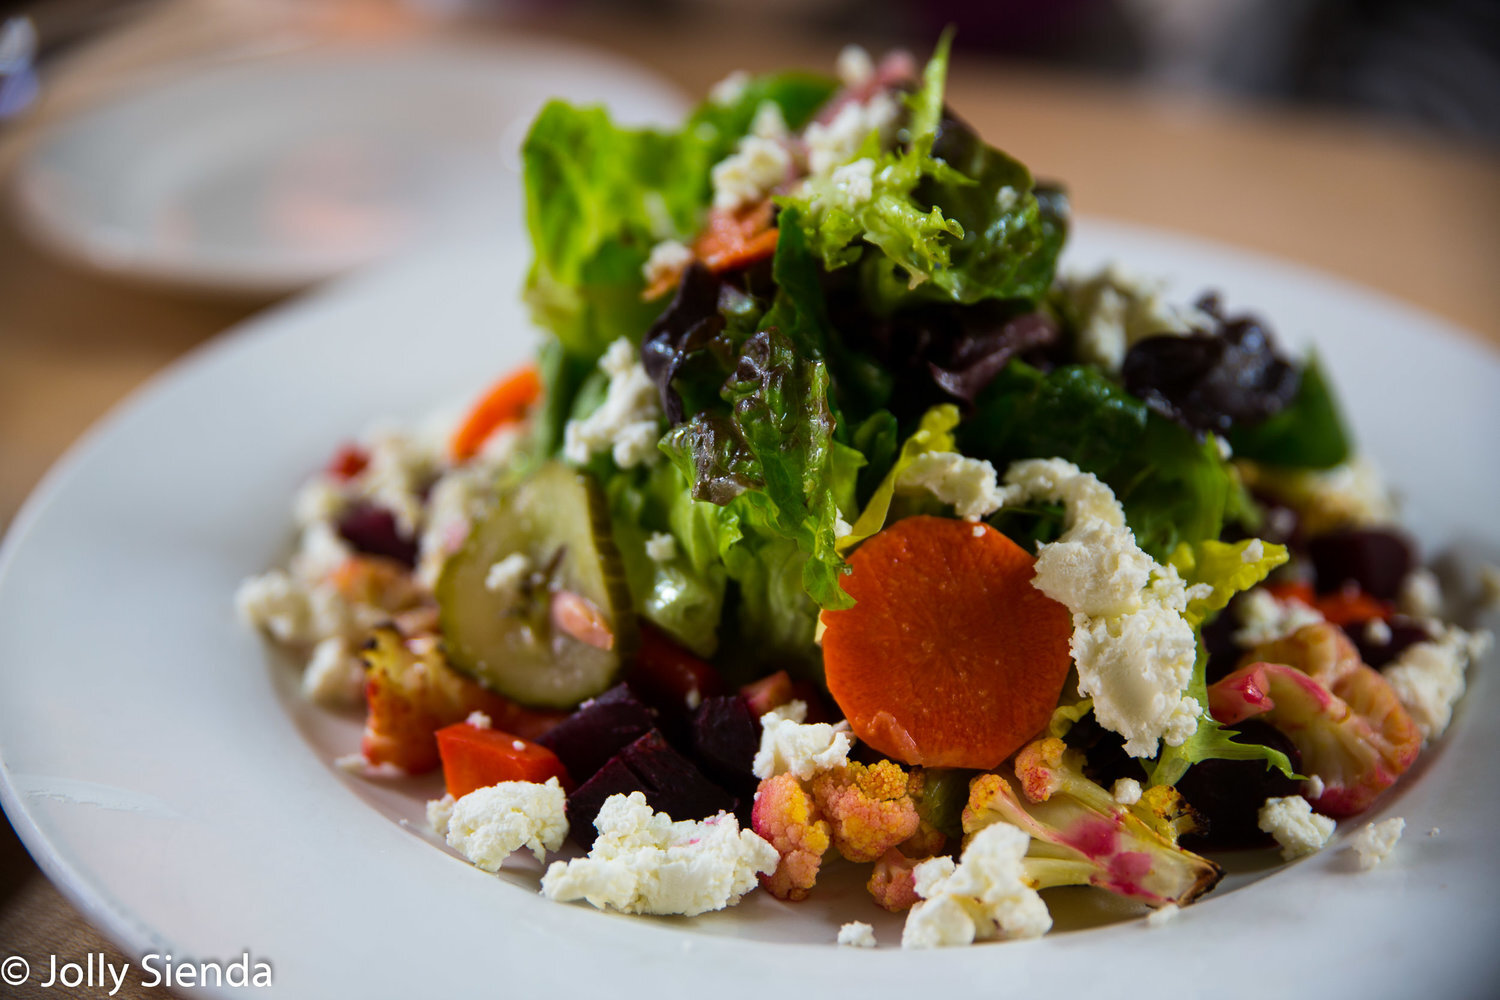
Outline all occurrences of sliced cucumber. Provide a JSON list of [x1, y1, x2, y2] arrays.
[[437, 462, 635, 708]]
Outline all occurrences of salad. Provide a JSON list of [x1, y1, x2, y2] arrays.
[[237, 38, 1495, 946]]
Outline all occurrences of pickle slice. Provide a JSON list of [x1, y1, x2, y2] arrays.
[[437, 461, 634, 708]]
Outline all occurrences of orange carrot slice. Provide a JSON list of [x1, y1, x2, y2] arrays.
[[449, 364, 542, 462], [821, 516, 1073, 770]]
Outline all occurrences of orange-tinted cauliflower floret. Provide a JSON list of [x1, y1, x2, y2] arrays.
[[750, 772, 831, 901], [810, 760, 921, 864], [867, 847, 923, 912]]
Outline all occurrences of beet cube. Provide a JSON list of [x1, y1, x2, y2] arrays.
[[1308, 528, 1415, 601], [691, 695, 760, 785], [537, 684, 655, 785], [566, 730, 735, 848]]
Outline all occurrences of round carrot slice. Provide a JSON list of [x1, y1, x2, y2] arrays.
[[822, 516, 1073, 770]]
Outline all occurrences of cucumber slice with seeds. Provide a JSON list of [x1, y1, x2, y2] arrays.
[[437, 462, 634, 708]]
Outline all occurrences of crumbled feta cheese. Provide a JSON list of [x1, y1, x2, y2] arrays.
[[752, 700, 853, 780], [235, 570, 339, 646], [811, 157, 877, 214], [1233, 589, 1326, 648], [1241, 538, 1265, 564], [708, 70, 749, 106], [1055, 265, 1211, 372], [1397, 568, 1444, 619], [1031, 517, 1154, 618], [837, 921, 877, 948], [301, 635, 366, 707], [1304, 774, 1326, 800], [290, 519, 353, 583], [1112, 777, 1143, 806], [446, 778, 569, 868], [804, 92, 900, 176], [897, 451, 1006, 521], [1364, 618, 1393, 646], [1146, 903, 1180, 927], [1258, 795, 1335, 860], [466, 711, 492, 730], [834, 516, 854, 539], [563, 337, 663, 469], [360, 427, 442, 537], [642, 238, 694, 288], [1246, 457, 1395, 535], [710, 133, 792, 211], [1005, 458, 1202, 757], [750, 100, 789, 141], [645, 532, 677, 563], [836, 44, 875, 88], [1383, 625, 1492, 738], [995, 185, 1018, 211], [484, 552, 533, 602], [293, 475, 347, 528], [541, 792, 776, 916], [427, 793, 456, 837], [1350, 817, 1405, 870], [902, 822, 1052, 948]]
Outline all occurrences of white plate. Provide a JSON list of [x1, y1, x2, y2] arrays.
[[10, 38, 685, 295], [1, 221, 1498, 999]]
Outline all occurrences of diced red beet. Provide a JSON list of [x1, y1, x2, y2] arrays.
[[337, 503, 418, 568], [625, 625, 728, 738], [1308, 529, 1415, 601], [1178, 720, 1303, 851], [565, 730, 736, 848], [536, 684, 655, 785], [691, 695, 761, 787]]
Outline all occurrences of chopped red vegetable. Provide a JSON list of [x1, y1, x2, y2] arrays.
[[436, 723, 572, 798]]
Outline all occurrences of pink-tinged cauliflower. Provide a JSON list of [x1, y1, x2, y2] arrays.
[[1213, 622, 1420, 817], [751, 772, 831, 901], [963, 737, 1222, 907], [811, 760, 922, 864], [868, 848, 923, 912]]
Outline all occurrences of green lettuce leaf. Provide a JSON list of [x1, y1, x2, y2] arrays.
[[1229, 354, 1352, 469], [780, 33, 1066, 311], [961, 361, 1233, 559], [521, 73, 837, 365], [1169, 537, 1289, 627], [606, 462, 728, 657], [840, 403, 961, 549], [1149, 536, 1296, 786], [1148, 637, 1300, 787]]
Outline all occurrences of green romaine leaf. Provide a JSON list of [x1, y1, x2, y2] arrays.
[[606, 463, 727, 656], [1229, 354, 1352, 469]]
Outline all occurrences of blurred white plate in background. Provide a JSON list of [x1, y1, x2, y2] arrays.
[[9, 37, 687, 294]]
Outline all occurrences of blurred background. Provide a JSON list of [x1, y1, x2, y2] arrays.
[[0, 1, 1496, 996]]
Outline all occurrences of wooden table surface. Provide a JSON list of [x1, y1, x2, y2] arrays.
[[0, 3, 1496, 997]]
